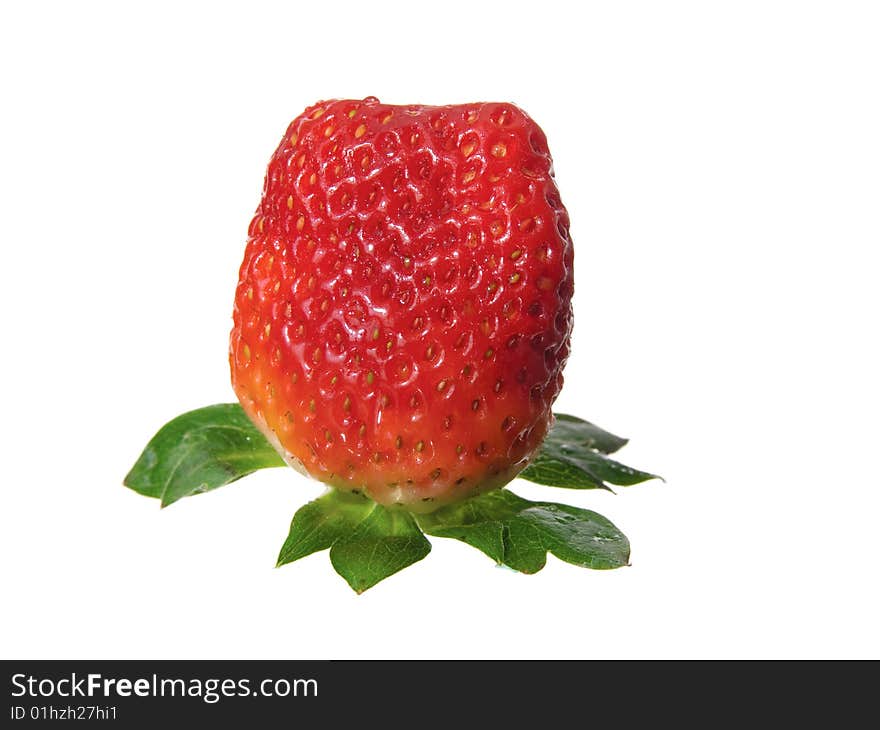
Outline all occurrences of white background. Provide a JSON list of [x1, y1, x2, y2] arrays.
[[1, 1, 878, 659]]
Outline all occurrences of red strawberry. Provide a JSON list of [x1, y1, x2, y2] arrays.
[[230, 97, 573, 511]]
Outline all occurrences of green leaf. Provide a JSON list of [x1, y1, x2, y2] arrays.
[[124, 403, 285, 507], [504, 500, 630, 572], [418, 489, 630, 573], [330, 506, 431, 593], [416, 490, 517, 564], [519, 413, 660, 491], [277, 490, 375, 566], [277, 491, 432, 593], [545, 413, 629, 454]]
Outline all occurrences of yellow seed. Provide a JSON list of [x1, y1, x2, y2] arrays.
[[347, 108, 358, 118], [415, 440, 425, 452], [258, 217, 265, 233], [366, 371, 375, 385], [509, 273, 521, 285], [310, 108, 325, 119], [242, 344, 251, 361], [355, 124, 367, 138], [309, 399, 316, 412], [264, 323, 271, 337], [396, 436, 403, 449], [324, 429, 332, 442], [381, 112, 393, 124], [510, 249, 522, 260], [484, 348, 495, 359], [289, 132, 298, 146], [287, 195, 294, 210], [491, 142, 507, 157], [437, 379, 447, 392], [309, 172, 317, 186], [297, 215, 305, 231], [246, 287, 253, 300], [462, 170, 476, 184], [371, 328, 380, 341], [460, 141, 475, 157]]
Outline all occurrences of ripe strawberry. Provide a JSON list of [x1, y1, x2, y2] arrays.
[[230, 97, 573, 511]]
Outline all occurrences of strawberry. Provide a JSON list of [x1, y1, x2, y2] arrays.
[[230, 97, 573, 511]]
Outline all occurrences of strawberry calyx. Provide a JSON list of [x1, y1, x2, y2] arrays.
[[125, 404, 660, 592]]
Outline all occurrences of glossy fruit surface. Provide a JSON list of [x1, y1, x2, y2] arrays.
[[231, 97, 573, 510]]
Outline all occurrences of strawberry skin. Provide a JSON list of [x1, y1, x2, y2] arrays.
[[231, 98, 573, 511]]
